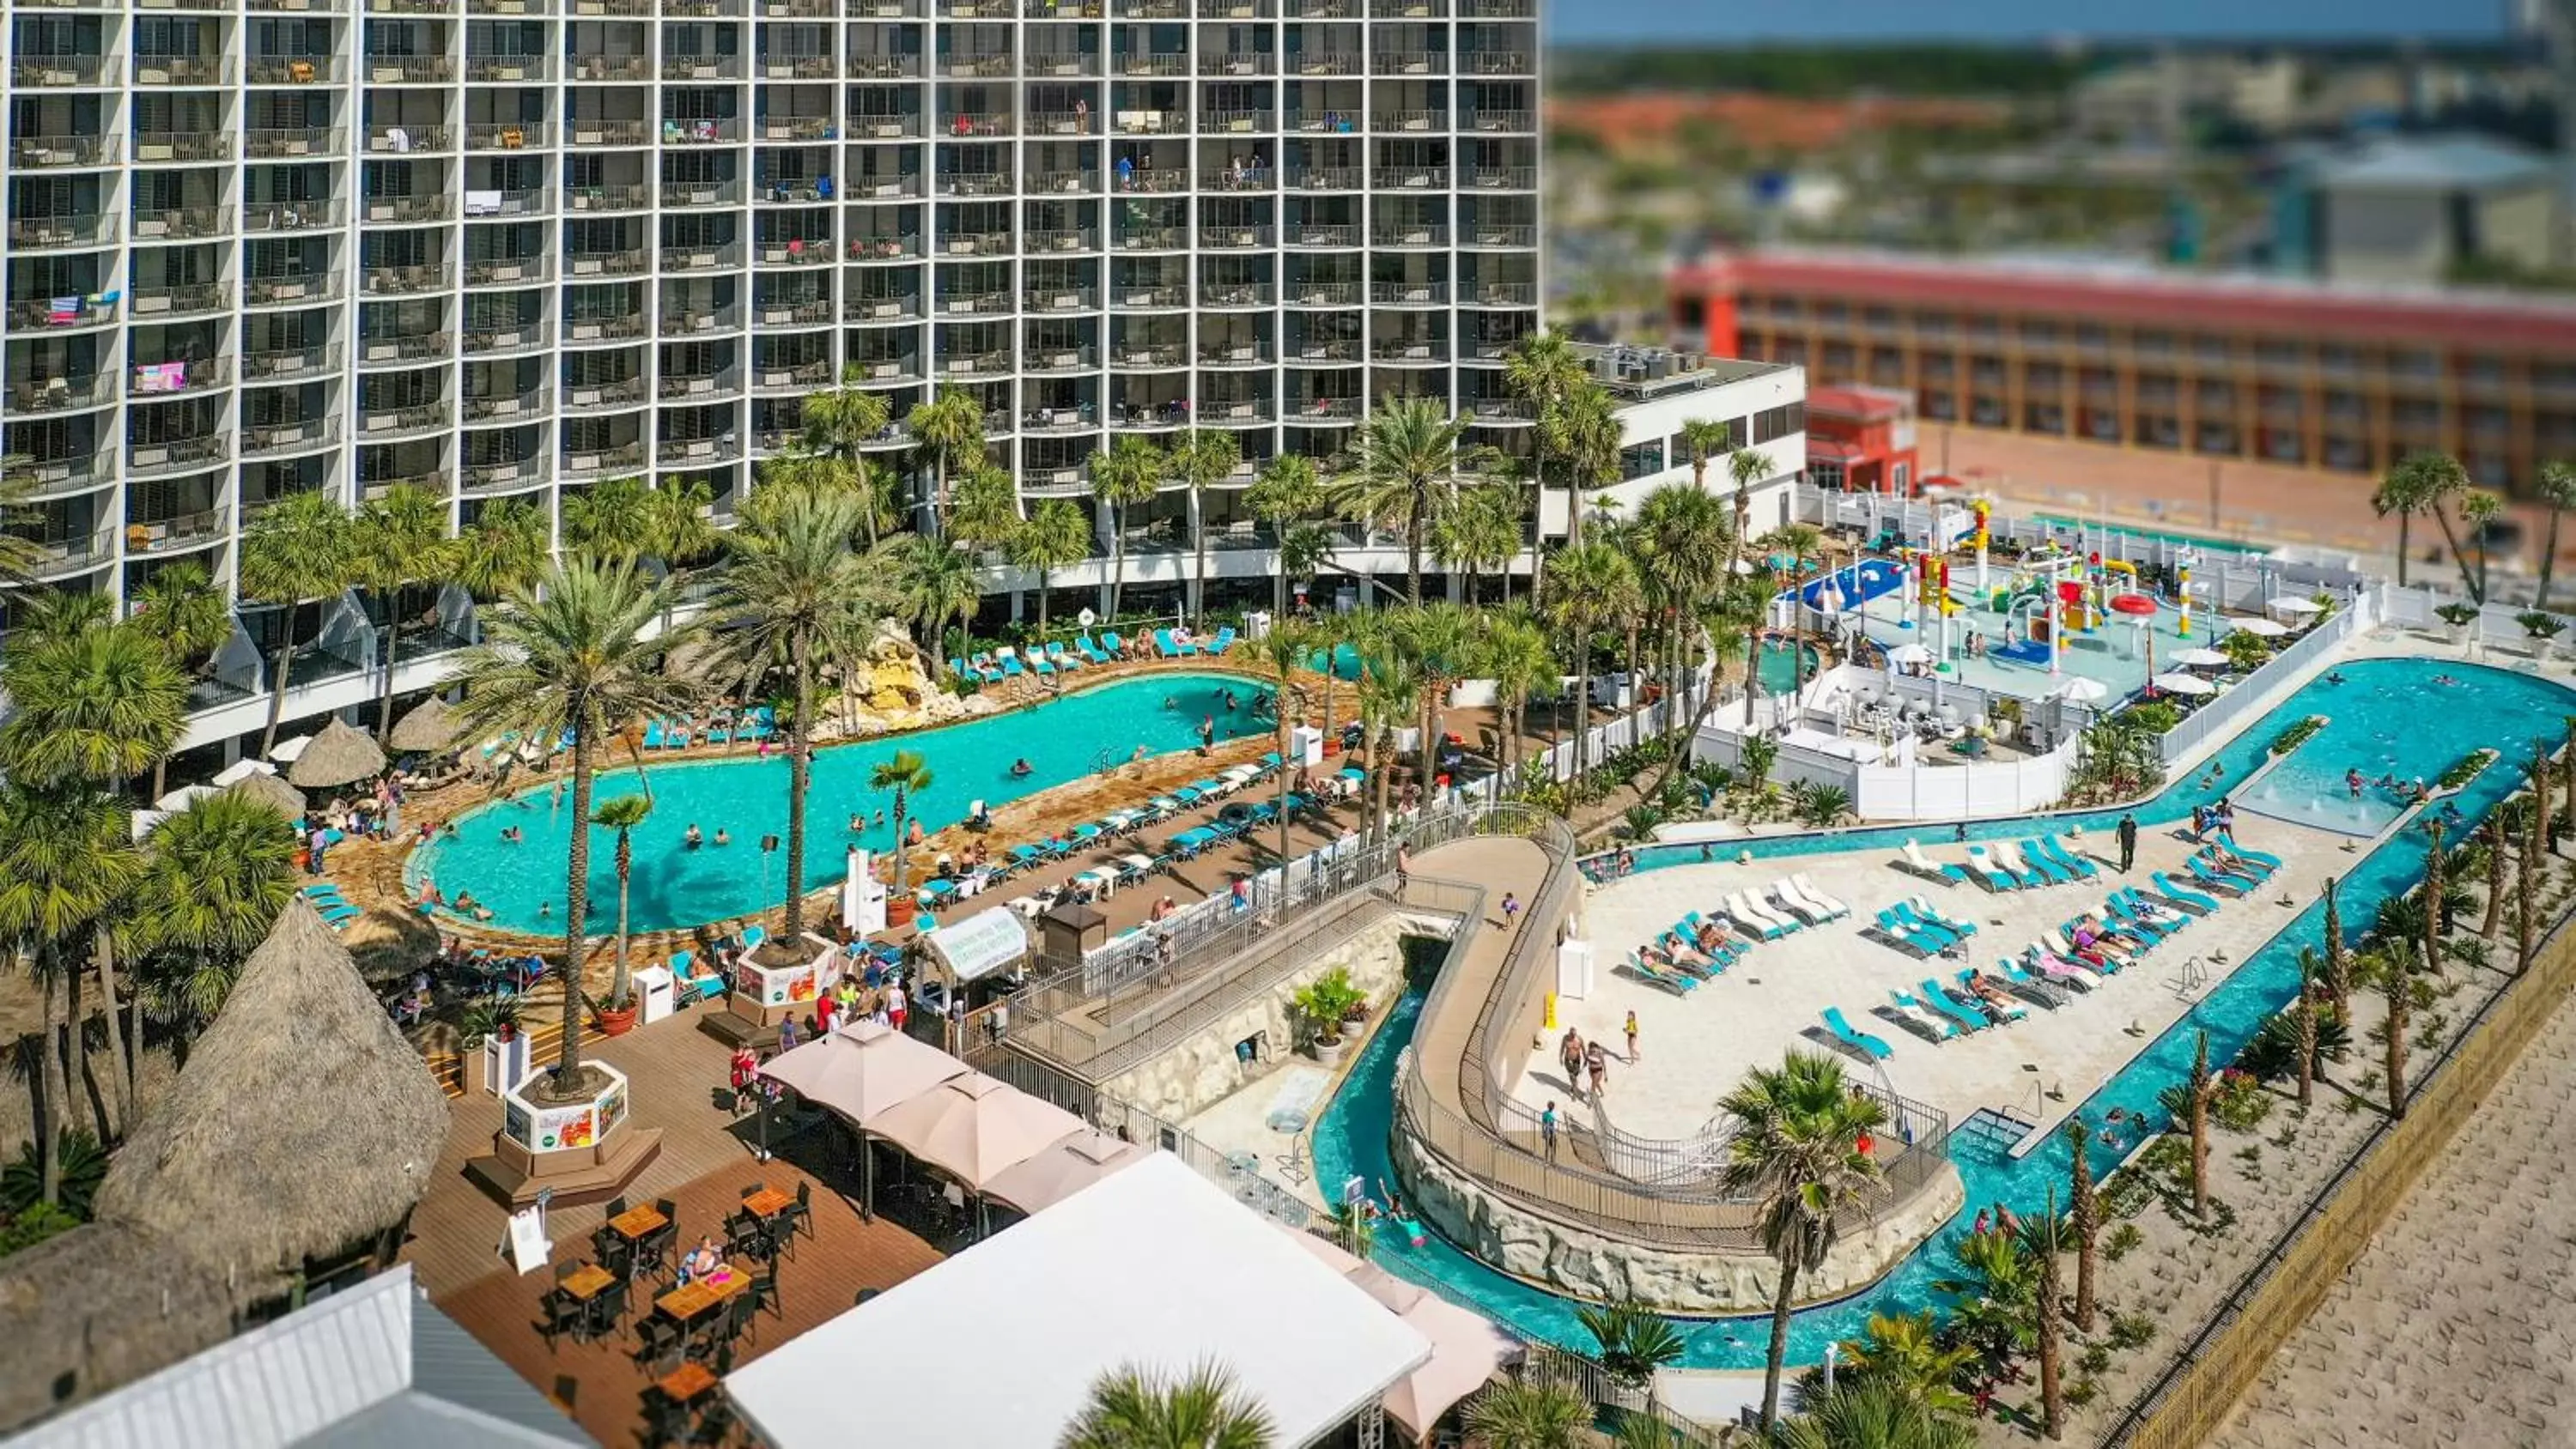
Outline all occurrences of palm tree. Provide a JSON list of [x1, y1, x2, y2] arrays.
[[1382, 604, 1473, 803], [1431, 482, 1526, 608], [2460, 488, 2505, 603], [2372, 452, 2469, 592], [1059, 1361, 1275, 1449], [1556, 382, 1623, 549], [126, 563, 234, 797], [1726, 447, 1773, 567], [1842, 1309, 1975, 1416], [2063, 1118, 2099, 1332], [1090, 435, 1165, 618], [2483, 815, 2507, 937], [0, 783, 139, 1200], [1542, 542, 1641, 776], [1251, 623, 1312, 865], [1276, 523, 1338, 611], [352, 482, 459, 744], [1765, 523, 1827, 693], [908, 385, 987, 530], [871, 749, 936, 903], [3, 616, 188, 1130], [1245, 452, 1324, 617], [238, 489, 357, 759], [590, 795, 653, 1011], [445, 558, 701, 1095], [1505, 328, 1589, 555], [799, 369, 898, 538], [1775, 1382, 1975, 1449], [1165, 428, 1242, 622], [2537, 461, 2576, 609], [1718, 1051, 1890, 1429], [2422, 817, 2447, 982], [2523, 757, 2546, 973], [1636, 482, 1735, 732], [0, 461, 58, 584], [648, 476, 725, 568], [1477, 609, 1556, 777], [561, 475, 665, 564], [947, 462, 1024, 555], [2017, 1190, 2070, 1440], [1460, 1378, 1589, 1449], [1679, 418, 1734, 493], [125, 791, 295, 1053], [453, 497, 552, 601], [1577, 1300, 1686, 1389], [713, 488, 878, 949], [2293, 949, 2320, 1108], [2382, 939, 2413, 1121], [1357, 650, 1419, 845], [1335, 397, 1485, 603], [1011, 498, 1094, 640], [2324, 875, 2350, 1017], [880, 533, 981, 682], [2182, 1029, 2215, 1213]]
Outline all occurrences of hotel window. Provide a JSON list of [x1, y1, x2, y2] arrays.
[[2318, 344, 2359, 375], [2020, 318, 2058, 345], [1619, 439, 1663, 482], [1822, 342, 1854, 371], [1965, 313, 2000, 341], [2255, 339, 2300, 368], [1749, 402, 1804, 444], [2391, 349, 2439, 378], [1913, 310, 1953, 336], [2075, 323, 2110, 350], [2191, 335, 2230, 363], [1808, 459, 1844, 489], [1863, 306, 1896, 329], [2135, 330, 2174, 357], [1767, 295, 1801, 320], [1816, 301, 1847, 324], [1921, 391, 1954, 421]]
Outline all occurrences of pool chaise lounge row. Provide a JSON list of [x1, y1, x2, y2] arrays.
[[1865, 895, 1981, 957], [641, 706, 777, 750], [1898, 834, 2099, 893], [925, 753, 1308, 905]]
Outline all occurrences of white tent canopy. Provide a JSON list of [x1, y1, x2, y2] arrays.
[[2267, 596, 2323, 615], [2229, 616, 2292, 638], [267, 735, 312, 763], [2150, 672, 2217, 696], [2051, 677, 2109, 703], [926, 906, 1028, 984], [210, 759, 279, 787], [726, 1154, 1431, 1448]]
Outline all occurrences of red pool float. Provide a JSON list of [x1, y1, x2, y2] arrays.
[[2107, 592, 2159, 617]]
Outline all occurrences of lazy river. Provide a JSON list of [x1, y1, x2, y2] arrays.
[[1312, 655, 2572, 1368], [410, 670, 1266, 934]]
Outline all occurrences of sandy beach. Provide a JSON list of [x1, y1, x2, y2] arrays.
[[2208, 985, 2576, 1449]]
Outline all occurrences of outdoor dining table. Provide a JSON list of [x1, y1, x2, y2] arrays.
[[556, 1264, 620, 1338], [741, 1187, 793, 1223], [654, 1260, 750, 1337], [605, 1203, 668, 1242], [654, 1361, 721, 1408]]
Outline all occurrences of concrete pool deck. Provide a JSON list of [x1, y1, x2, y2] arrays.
[[1533, 815, 2354, 1156]]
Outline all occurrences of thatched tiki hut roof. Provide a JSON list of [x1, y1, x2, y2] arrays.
[[285, 717, 388, 790], [94, 897, 450, 1297], [222, 768, 308, 821], [0, 1221, 238, 1430], [387, 695, 462, 755]]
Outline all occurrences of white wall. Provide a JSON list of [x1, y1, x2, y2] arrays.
[[1551, 363, 1808, 538]]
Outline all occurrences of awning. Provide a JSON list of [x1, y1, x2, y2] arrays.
[[927, 907, 1029, 984], [757, 1019, 967, 1128], [866, 1073, 1084, 1190]]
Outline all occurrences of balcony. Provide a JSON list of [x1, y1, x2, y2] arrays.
[[9, 450, 115, 497], [938, 170, 1016, 197], [571, 0, 650, 9], [464, 387, 552, 421], [1199, 398, 1273, 424], [360, 330, 454, 363], [1286, 0, 1355, 12], [363, 262, 454, 295], [135, 130, 234, 161], [1372, 223, 1448, 247], [245, 274, 341, 308], [1459, 48, 1531, 75], [1023, 287, 1099, 312], [1463, 107, 1534, 132], [1024, 344, 1096, 373], [243, 416, 347, 456], [125, 507, 230, 555], [843, 294, 920, 323], [1465, 166, 1534, 191], [12, 135, 119, 167], [1199, 341, 1273, 366], [1287, 165, 1361, 191], [127, 432, 233, 476], [366, 122, 454, 153], [1025, 45, 1101, 76], [659, 304, 744, 333], [25, 529, 113, 581], [7, 374, 116, 415], [762, 0, 833, 12], [365, 193, 455, 224], [940, 350, 1011, 379], [242, 343, 343, 381], [660, 243, 747, 273], [1200, 282, 1273, 307], [662, 55, 744, 80], [1372, 337, 1446, 362], [564, 376, 647, 410], [1116, 167, 1188, 194], [367, 53, 456, 82], [661, 180, 747, 210], [1112, 343, 1185, 367], [1199, 51, 1273, 76], [1290, 50, 1360, 76], [656, 433, 741, 464], [361, 401, 453, 439], [1463, 222, 1534, 248], [569, 184, 653, 213], [1370, 280, 1446, 306], [663, 118, 744, 145], [14, 54, 118, 87], [845, 233, 922, 262], [8, 295, 121, 332], [1025, 227, 1100, 255], [1287, 338, 1358, 361], [940, 0, 1012, 11], [463, 458, 550, 494], [123, 282, 228, 318], [9, 213, 116, 251], [1376, 165, 1449, 190], [563, 441, 649, 479], [934, 230, 1008, 258], [847, 53, 923, 80], [757, 296, 835, 325], [941, 111, 1014, 136], [372, 0, 458, 9], [464, 55, 548, 82], [1285, 281, 1358, 306], [245, 199, 344, 234], [1372, 49, 1441, 75], [940, 53, 1016, 80], [565, 308, 647, 342], [569, 55, 650, 81], [1201, 223, 1275, 250], [568, 246, 653, 277], [465, 322, 550, 353], [1115, 52, 1187, 77], [1020, 404, 1097, 433], [844, 352, 920, 380], [1458, 0, 1528, 12], [760, 55, 840, 81], [939, 289, 1012, 316], [1027, 167, 1099, 194], [1200, 109, 1276, 135], [135, 54, 232, 85], [467, 122, 550, 150], [1466, 282, 1534, 306], [1373, 108, 1448, 133], [1465, 397, 1532, 422], [1114, 284, 1188, 310], [244, 126, 337, 158], [246, 57, 343, 84], [1287, 395, 1358, 420], [1116, 0, 1186, 13], [753, 359, 831, 391], [756, 238, 833, 264]]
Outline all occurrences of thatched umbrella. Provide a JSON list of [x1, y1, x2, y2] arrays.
[[222, 768, 308, 821], [285, 717, 387, 790], [387, 695, 461, 755], [92, 898, 450, 1299], [0, 1221, 237, 1432]]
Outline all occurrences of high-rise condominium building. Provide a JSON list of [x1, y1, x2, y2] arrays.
[[3, 0, 1540, 749]]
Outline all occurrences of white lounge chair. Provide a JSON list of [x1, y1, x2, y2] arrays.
[[1766, 881, 1829, 926], [1789, 872, 1852, 920], [1962, 845, 2024, 893], [1899, 839, 1973, 887], [1728, 890, 1796, 938]]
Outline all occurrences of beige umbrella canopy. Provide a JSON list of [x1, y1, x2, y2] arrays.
[[1379, 1294, 1524, 1442], [867, 1072, 1084, 1190], [223, 768, 308, 821], [387, 695, 462, 754], [286, 717, 388, 790], [979, 1128, 1149, 1215], [757, 1019, 967, 1128]]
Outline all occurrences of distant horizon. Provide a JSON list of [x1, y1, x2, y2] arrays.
[[1546, 0, 2512, 45]]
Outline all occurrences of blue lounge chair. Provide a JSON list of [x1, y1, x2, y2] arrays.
[[918, 879, 960, 906], [997, 652, 1025, 678], [2216, 833, 2281, 876], [1963, 845, 2027, 892], [950, 658, 976, 685], [1101, 631, 1126, 656], [1171, 785, 1204, 806], [1954, 970, 2027, 1022], [2016, 840, 2072, 885], [2040, 835, 2100, 880], [1206, 627, 1236, 654], [1152, 628, 1185, 658], [1889, 901, 1965, 949], [1077, 635, 1109, 664], [1026, 649, 1055, 677], [1910, 898, 1979, 938], [2152, 872, 2221, 913], [1619, 954, 1697, 996], [642, 720, 667, 749], [1900, 840, 1975, 887], [1171, 828, 1217, 858], [1887, 990, 1962, 1040], [1996, 956, 2063, 1004], [1821, 1007, 1894, 1061], [742, 925, 767, 953], [1873, 908, 1945, 956], [1920, 979, 1993, 1031], [1049, 642, 1083, 670], [2186, 854, 2256, 894]]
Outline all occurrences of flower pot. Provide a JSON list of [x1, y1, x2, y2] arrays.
[[598, 1003, 641, 1037], [495, 1021, 517, 1044], [1310, 1035, 1346, 1066]]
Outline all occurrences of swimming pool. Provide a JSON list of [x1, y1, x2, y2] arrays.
[[1311, 657, 2569, 1368], [410, 670, 1264, 935], [1755, 637, 1820, 697], [2031, 514, 2273, 561]]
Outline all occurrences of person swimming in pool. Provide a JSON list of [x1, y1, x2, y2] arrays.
[[2325, 670, 2348, 684], [685, 823, 703, 849], [1009, 758, 1033, 778], [2432, 674, 2461, 686], [714, 827, 732, 846]]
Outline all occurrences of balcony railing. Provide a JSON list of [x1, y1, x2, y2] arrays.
[[1113, 343, 1186, 367], [1024, 227, 1099, 254], [1027, 167, 1100, 193], [359, 330, 454, 362], [939, 289, 1012, 315], [464, 55, 548, 82], [569, 55, 650, 81], [1460, 48, 1532, 75], [127, 506, 229, 555], [1289, 396, 1358, 419], [10, 213, 115, 250], [564, 309, 647, 341], [246, 57, 342, 84], [1115, 0, 1185, 13], [363, 263, 455, 295], [366, 53, 455, 82], [464, 387, 552, 421], [245, 199, 343, 233], [1116, 167, 1188, 194], [1458, 0, 1530, 13], [12, 135, 118, 167], [844, 352, 920, 379], [762, 0, 834, 13], [563, 377, 648, 409], [14, 54, 118, 87], [940, 0, 1012, 12], [753, 360, 832, 391], [1465, 107, 1534, 132], [1024, 288, 1099, 312], [464, 321, 550, 352], [1465, 223, 1536, 247], [129, 282, 229, 318], [1115, 285, 1188, 309], [1374, 108, 1449, 132], [941, 350, 1012, 378], [9, 450, 115, 494], [135, 130, 233, 161], [1200, 282, 1273, 307], [757, 296, 835, 325], [1199, 399, 1273, 423], [938, 170, 1016, 197], [847, 54, 923, 80], [127, 433, 233, 475], [1466, 397, 1534, 421], [366, 193, 455, 223], [660, 243, 747, 272], [940, 230, 1012, 258], [1286, 0, 1355, 12], [1376, 165, 1452, 190], [659, 305, 745, 333], [1199, 51, 1273, 76], [26, 528, 114, 580], [1286, 281, 1360, 306], [1200, 343, 1273, 365], [1373, 223, 1449, 247], [571, 0, 650, 10], [568, 247, 652, 276], [660, 181, 746, 209], [655, 433, 741, 463], [756, 239, 833, 264], [1466, 166, 1536, 191], [1288, 338, 1359, 361], [242, 343, 342, 381], [760, 54, 840, 81], [1025, 344, 1097, 372], [1467, 282, 1537, 306], [568, 184, 653, 213], [135, 53, 231, 84], [1373, 48, 1441, 74], [1115, 52, 1187, 76], [242, 416, 340, 455], [361, 402, 452, 437], [468, 122, 550, 149], [463, 458, 551, 494], [244, 126, 337, 157], [1201, 223, 1275, 249], [1026, 45, 1101, 75], [1288, 165, 1361, 190], [563, 442, 649, 479], [245, 274, 340, 307], [9, 374, 115, 414], [1370, 281, 1448, 306], [940, 53, 1016, 79], [942, 111, 1014, 136], [843, 294, 919, 322], [1200, 109, 1276, 134], [663, 118, 745, 144], [366, 122, 453, 152], [1372, 337, 1447, 361], [845, 233, 922, 261], [662, 55, 744, 80], [7, 296, 118, 332], [1289, 224, 1358, 247], [1020, 406, 1097, 433], [1289, 50, 1359, 76]]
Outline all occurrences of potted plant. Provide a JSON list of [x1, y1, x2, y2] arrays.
[[461, 996, 520, 1051], [2518, 610, 2565, 660], [1293, 967, 1366, 1064], [591, 793, 653, 1035]]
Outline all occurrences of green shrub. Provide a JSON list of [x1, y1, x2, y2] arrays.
[[0, 1203, 81, 1258]]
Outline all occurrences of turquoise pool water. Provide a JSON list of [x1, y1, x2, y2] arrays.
[[410, 670, 1262, 934], [1312, 657, 2571, 1369], [2032, 513, 2274, 559], [1756, 637, 1820, 696]]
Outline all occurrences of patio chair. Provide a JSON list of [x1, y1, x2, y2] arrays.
[[1077, 634, 1109, 664], [726, 1214, 775, 1264], [537, 1291, 586, 1354], [586, 1277, 631, 1338], [749, 1268, 782, 1321], [717, 1291, 762, 1351], [1206, 626, 1236, 654], [1048, 641, 1084, 670], [1101, 630, 1126, 655], [632, 1315, 686, 1373]]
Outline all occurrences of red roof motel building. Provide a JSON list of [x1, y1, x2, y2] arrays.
[[1668, 249, 2576, 500]]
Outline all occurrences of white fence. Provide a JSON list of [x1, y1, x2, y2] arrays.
[[2378, 585, 2574, 658], [2156, 590, 2369, 765]]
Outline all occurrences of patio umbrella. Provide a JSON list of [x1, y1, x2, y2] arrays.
[[2170, 648, 2230, 668], [980, 1129, 1149, 1216], [1887, 643, 1932, 666], [2231, 617, 2291, 638], [268, 734, 312, 764], [2051, 677, 2110, 703], [287, 718, 388, 790], [867, 1071, 1084, 1192], [757, 1019, 968, 1215], [224, 770, 308, 821], [152, 784, 217, 813], [386, 696, 462, 755], [1380, 1294, 1524, 1444], [210, 758, 276, 787], [2268, 596, 2323, 615], [2149, 672, 2216, 696]]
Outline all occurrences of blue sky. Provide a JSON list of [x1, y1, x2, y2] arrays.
[[1548, 0, 2508, 44]]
